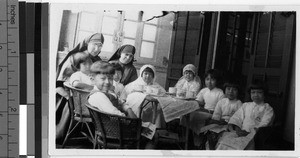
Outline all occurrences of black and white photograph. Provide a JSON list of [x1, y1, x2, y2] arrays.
[[48, 2, 298, 157]]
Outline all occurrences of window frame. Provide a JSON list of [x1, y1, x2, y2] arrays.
[[74, 10, 160, 63]]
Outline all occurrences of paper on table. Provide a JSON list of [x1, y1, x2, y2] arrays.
[[156, 96, 200, 122], [141, 122, 157, 140]]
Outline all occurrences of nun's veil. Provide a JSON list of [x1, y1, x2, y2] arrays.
[[108, 44, 136, 65], [56, 33, 104, 79]]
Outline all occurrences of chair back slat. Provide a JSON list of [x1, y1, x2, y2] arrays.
[[64, 82, 91, 118], [71, 88, 90, 117]]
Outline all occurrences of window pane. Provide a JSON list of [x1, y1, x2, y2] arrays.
[[123, 20, 137, 38], [102, 16, 118, 34], [124, 11, 139, 21], [143, 24, 157, 41], [140, 41, 154, 58], [123, 38, 135, 46], [79, 12, 97, 31], [102, 35, 114, 52], [76, 31, 93, 46]]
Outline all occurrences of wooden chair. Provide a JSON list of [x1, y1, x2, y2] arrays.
[[254, 113, 276, 150], [139, 95, 159, 124], [86, 103, 143, 149], [62, 82, 95, 148]]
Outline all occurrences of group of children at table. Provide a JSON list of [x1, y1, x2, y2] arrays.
[[178, 66, 274, 150], [56, 33, 274, 150]]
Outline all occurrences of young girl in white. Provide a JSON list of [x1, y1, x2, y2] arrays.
[[111, 62, 125, 98], [68, 52, 94, 90], [175, 64, 202, 97], [182, 69, 224, 148], [216, 81, 274, 150], [187, 69, 224, 135], [204, 81, 242, 149], [120, 65, 166, 128]]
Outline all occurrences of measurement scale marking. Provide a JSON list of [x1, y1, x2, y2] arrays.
[[2, 1, 19, 158]]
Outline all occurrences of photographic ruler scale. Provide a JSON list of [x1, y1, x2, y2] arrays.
[[0, 0, 19, 158]]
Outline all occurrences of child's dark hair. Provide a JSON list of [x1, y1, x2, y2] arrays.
[[204, 69, 222, 86], [111, 62, 123, 74], [72, 52, 91, 70], [247, 80, 268, 95], [204, 69, 220, 80], [142, 67, 155, 78], [90, 61, 115, 75], [223, 79, 240, 92]]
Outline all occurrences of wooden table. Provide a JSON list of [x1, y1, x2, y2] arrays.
[[151, 96, 200, 150]]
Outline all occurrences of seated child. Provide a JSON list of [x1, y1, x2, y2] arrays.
[[111, 62, 125, 98], [69, 52, 94, 90], [216, 80, 274, 150], [121, 65, 166, 128], [204, 80, 242, 150], [196, 69, 224, 111], [175, 64, 202, 98], [187, 69, 224, 133], [181, 69, 224, 148], [87, 61, 136, 118]]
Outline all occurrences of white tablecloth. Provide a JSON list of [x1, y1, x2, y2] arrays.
[[156, 96, 200, 123]]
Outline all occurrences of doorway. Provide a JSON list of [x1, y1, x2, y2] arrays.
[[214, 12, 295, 127]]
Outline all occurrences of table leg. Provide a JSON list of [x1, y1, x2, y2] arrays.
[[151, 102, 157, 124], [185, 114, 190, 150]]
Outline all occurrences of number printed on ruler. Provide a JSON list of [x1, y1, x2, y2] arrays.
[[0, 0, 19, 158]]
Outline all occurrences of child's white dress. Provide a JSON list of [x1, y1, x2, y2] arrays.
[[201, 98, 242, 134], [175, 76, 201, 95], [88, 87, 126, 117], [212, 98, 243, 122], [196, 87, 225, 111], [113, 80, 124, 98], [216, 102, 274, 150], [186, 87, 224, 135], [69, 71, 92, 86]]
